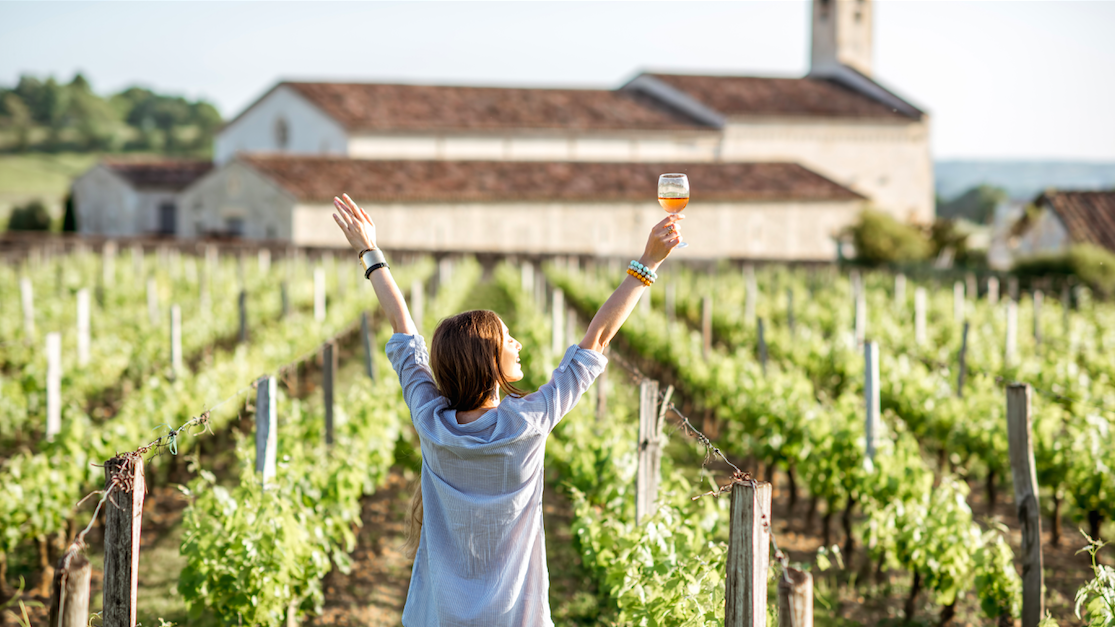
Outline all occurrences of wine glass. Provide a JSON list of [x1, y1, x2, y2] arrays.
[[658, 173, 689, 249]]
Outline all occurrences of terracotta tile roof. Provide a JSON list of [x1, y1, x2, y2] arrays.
[[238, 155, 864, 204], [283, 82, 714, 132], [103, 159, 213, 191], [645, 73, 915, 120], [1040, 191, 1115, 252]]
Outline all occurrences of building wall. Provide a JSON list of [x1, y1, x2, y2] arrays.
[[291, 198, 863, 260], [179, 162, 295, 240], [719, 116, 933, 224], [73, 166, 138, 236], [1012, 208, 1071, 259], [214, 85, 349, 164], [347, 132, 721, 162]]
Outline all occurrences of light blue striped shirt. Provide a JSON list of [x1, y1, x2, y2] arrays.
[[387, 333, 607, 627]]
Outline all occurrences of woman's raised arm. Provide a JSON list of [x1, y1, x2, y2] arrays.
[[578, 213, 684, 353], [332, 194, 419, 335]]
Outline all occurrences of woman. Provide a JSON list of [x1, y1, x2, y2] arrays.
[[331, 193, 683, 626]]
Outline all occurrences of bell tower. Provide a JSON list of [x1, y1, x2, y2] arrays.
[[810, 0, 873, 76]]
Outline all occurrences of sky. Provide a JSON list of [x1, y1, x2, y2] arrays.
[[2, 1, 1113, 162]]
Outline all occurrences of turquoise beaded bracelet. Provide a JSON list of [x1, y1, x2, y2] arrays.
[[628, 260, 657, 283]]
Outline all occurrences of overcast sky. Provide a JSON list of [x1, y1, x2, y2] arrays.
[[2, 1, 1113, 161]]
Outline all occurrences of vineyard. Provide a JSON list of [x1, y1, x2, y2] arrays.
[[1, 244, 1113, 626]]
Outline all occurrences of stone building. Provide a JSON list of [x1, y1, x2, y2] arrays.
[[998, 191, 1115, 264], [76, 0, 927, 260], [71, 159, 212, 237], [212, 0, 930, 225], [181, 155, 864, 260]]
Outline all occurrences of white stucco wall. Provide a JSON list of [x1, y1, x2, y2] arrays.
[[719, 116, 933, 224], [291, 198, 862, 260], [347, 132, 721, 162], [214, 85, 349, 164], [72, 166, 139, 236], [179, 162, 295, 240]]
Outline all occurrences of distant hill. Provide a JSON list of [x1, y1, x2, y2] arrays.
[[935, 160, 1115, 202]]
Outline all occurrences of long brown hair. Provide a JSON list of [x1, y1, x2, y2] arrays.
[[403, 309, 525, 557]]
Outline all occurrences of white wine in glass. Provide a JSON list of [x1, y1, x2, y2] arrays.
[[658, 173, 689, 249]]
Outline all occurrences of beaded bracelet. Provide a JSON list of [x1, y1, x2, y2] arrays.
[[626, 267, 652, 286], [628, 260, 657, 282]]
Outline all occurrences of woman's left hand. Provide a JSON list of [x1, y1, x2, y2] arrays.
[[332, 193, 378, 252]]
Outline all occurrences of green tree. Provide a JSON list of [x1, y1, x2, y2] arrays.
[[937, 184, 1007, 225], [7, 200, 52, 231], [847, 208, 931, 266], [62, 192, 77, 232], [1, 93, 34, 150]]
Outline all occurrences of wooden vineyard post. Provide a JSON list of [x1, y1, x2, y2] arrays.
[[198, 263, 211, 313], [439, 257, 453, 293], [411, 279, 425, 332], [551, 288, 565, 354], [77, 287, 91, 367], [281, 280, 290, 319], [953, 281, 964, 324], [258, 248, 271, 274], [146, 276, 158, 325], [725, 480, 772, 627], [854, 283, 866, 347], [966, 273, 977, 303], [102, 454, 145, 627], [1061, 283, 1071, 338], [894, 273, 906, 309], [1008, 276, 1019, 302], [102, 240, 116, 286], [757, 317, 768, 375], [745, 264, 757, 326], [914, 287, 927, 346], [238, 289, 248, 344], [567, 308, 578, 348], [46, 332, 62, 441], [665, 282, 676, 325], [1006, 300, 1018, 364], [131, 245, 143, 287], [323, 341, 336, 445], [987, 276, 1000, 305], [702, 295, 713, 359], [520, 260, 534, 294], [256, 376, 277, 488], [314, 267, 326, 322], [786, 289, 795, 337], [1007, 384, 1043, 627], [864, 341, 879, 462], [170, 305, 183, 378], [49, 549, 92, 627], [636, 379, 661, 525], [21, 276, 35, 338], [957, 322, 969, 397], [777, 567, 813, 627], [1033, 290, 1043, 345], [361, 311, 377, 381]]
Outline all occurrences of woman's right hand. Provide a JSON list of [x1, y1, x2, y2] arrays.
[[641, 213, 685, 268], [332, 193, 378, 253]]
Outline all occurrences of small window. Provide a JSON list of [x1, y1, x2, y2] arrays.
[[819, 0, 830, 20], [226, 217, 245, 238], [275, 117, 289, 150]]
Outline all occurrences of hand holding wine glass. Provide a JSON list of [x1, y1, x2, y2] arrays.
[[658, 173, 690, 249]]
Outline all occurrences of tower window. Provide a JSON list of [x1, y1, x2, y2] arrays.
[[275, 117, 289, 150], [819, 0, 830, 20]]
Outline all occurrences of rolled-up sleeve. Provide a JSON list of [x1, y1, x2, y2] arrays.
[[386, 333, 444, 422], [531, 345, 608, 433]]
